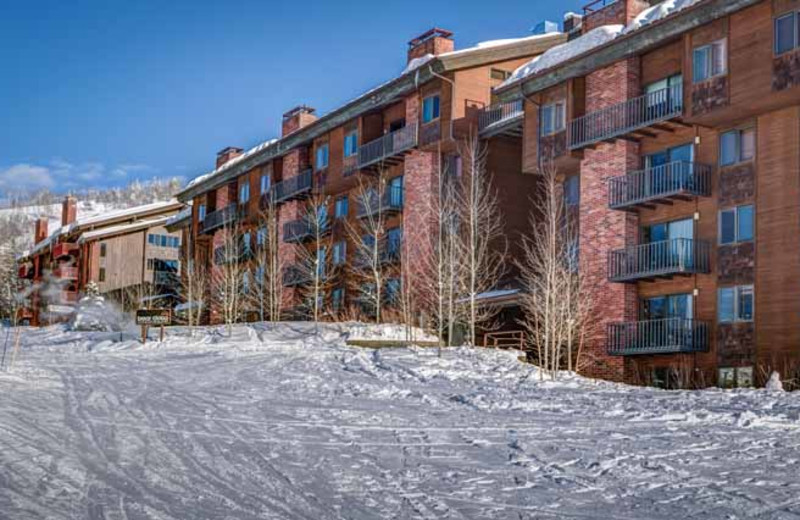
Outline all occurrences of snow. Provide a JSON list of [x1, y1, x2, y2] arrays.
[[402, 53, 435, 74], [186, 139, 278, 190], [78, 216, 172, 242], [503, 25, 625, 86], [766, 371, 784, 392], [623, 0, 703, 34], [1, 322, 800, 518]]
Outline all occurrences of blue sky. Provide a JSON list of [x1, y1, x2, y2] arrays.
[[0, 0, 584, 194]]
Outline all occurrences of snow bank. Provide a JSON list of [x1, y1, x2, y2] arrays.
[[346, 322, 438, 343], [503, 25, 624, 86]]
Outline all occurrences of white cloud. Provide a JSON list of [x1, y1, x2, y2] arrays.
[[0, 160, 157, 193], [0, 164, 54, 191]]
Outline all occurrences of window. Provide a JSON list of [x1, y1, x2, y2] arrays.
[[490, 68, 512, 81], [540, 101, 566, 136], [335, 196, 348, 219], [344, 131, 358, 158], [239, 182, 250, 204], [260, 174, 271, 195], [316, 248, 326, 278], [98, 268, 106, 282], [257, 226, 267, 246], [333, 241, 346, 265], [332, 287, 345, 312], [316, 143, 329, 170], [775, 12, 799, 55], [242, 232, 252, 254], [198, 204, 206, 222], [422, 95, 440, 123], [242, 271, 250, 294], [385, 278, 401, 304], [719, 205, 754, 244], [389, 176, 404, 207], [718, 285, 754, 323], [100, 243, 107, 257], [564, 176, 579, 206], [387, 227, 402, 253], [693, 39, 726, 83], [720, 128, 755, 166]]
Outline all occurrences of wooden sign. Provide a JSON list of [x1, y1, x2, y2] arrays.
[[136, 309, 171, 326]]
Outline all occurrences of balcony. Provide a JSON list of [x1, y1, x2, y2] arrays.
[[213, 244, 254, 265], [607, 318, 710, 356], [608, 238, 710, 283], [200, 204, 240, 235], [478, 100, 524, 138], [272, 169, 313, 204], [357, 185, 404, 219], [17, 264, 33, 279], [283, 217, 330, 244], [53, 242, 78, 260], [53, 266, 78, 280], [358, 123, 418, 171], [154, 271, 180, 287], [282, 265, 313, 287], [355, 240, 401, 267], [569, 84, 685, 150], [609, 161, 713, 211]]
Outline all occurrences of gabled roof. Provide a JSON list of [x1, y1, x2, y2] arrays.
[[176, 31, 566, 202]]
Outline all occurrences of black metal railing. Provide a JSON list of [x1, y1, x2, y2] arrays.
[[358, 123, 418, 169], [273, 169, 313, 203], [608, 161, 712, 210], [213, 243, 254, 265], [355, 238, 402, 267], [282, 265, 313, 287], [154, 271, 180, 287], [569, 84, 683, 149], [201, 204, 240, 234], [357, 185, 404, 218], [282, 217, 330, 243], [608, 238, 710, 282], [478, 100, 524, 134], [607, 318, 709, 356]]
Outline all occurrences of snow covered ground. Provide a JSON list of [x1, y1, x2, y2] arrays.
[[1, 323, 800, 519]]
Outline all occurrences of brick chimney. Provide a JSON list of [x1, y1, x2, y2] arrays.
[[61, 195, 77, 226], [34, 217, 48, 244], [582, 0, 650, 33], [216, 147, 244, 169], [408, 28, 454, 64], [281, 105, 317, 138]]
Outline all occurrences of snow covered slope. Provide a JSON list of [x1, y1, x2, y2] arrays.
[[1, 323, 799, 519]]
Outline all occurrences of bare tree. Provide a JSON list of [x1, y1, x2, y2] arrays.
[[211, 220, 245, 334], [178, 231, 208, 333], [291, 193, 336, 322], [249, 197, 283, 322], [517, 161, 595, 380], [457, 134, 507, 346]]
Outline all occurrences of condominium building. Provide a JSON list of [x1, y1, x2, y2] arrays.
[[492, 0, 800, 387]]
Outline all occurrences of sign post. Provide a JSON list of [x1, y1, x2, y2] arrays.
[[136, 310, 171, 345]]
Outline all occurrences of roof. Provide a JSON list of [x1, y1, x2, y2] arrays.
[[78, 216, 173, 243], [495, 0, 755, 98], [176, 31, 566, 202], [165, 206, 192, 232]]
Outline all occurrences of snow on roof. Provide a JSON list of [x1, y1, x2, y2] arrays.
[[623, 0, 703, 34], [402, 54, 435, 74], [440, 32, 562, 59], [165, 206, 192, 228], [186, 139, 278, 190], [502, 25, 624, 87], [78, 216, 172, 243]]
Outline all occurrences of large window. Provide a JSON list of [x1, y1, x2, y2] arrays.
[[344, 131, 358, 158], [540, 101, 566, 136], [564, 176, 579, 206], [422, 95, 440, 124], [335, 196, 348, 219], [333, 241, 346, 265], [718, 285, 754, 323], [641, 293, 693, 321], [332, 287, 345, 312], [198, 204, 206, 222], [239, 182, 250, 204], [693, 39, 726, 83], [260, 174, 271, 195], [316, 143, 329, 170], [720, 205, 754, 245], [720, 128, 755, 166], [775, 11, 800, 55]]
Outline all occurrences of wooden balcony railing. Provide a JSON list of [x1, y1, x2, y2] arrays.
[[608, 238, 710, 283], [273, 169, 313, 203], [53, 266, 78, 280], [608, 161, 712, 210], [358, 123, 418, 170], [357, 185, 404, 218], [569, 84, 683, 149], [53, 242, 78, 259], [483, 330, 525, 350], [478, 100, 524, 136], [201, 204, 240, 235], [607, 318, 710, 356]]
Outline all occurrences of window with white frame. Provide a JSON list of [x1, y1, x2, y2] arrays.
[[540, 101, 566, 136], [693, 39, 727, 83], [344, 131, 358, 158], [775, 11, 800, 55], [239, 182, 250, 204], [718, 285, 754, 323], [720, 127, 755, 166], [260, 174, 271, 195], [719, 205, 754, 245], [422, 95, 440, 123], [316, 143, 329, 170]]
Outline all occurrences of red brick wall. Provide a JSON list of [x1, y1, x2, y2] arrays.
[[408, 36, 454, 63], [579, 57, 642, 382], [583, 0, 651, 33]]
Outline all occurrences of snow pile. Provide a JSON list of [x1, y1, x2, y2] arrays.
[[69, 283, 124, 332], [766, 371, 784, 392], [503, 25, 624, 85], [623, 0, 703, 34], [402, 53, 435, 74], [347, 322, 438, 343]]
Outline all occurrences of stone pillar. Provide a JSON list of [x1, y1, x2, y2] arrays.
[[579, 58, 641, 382]]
